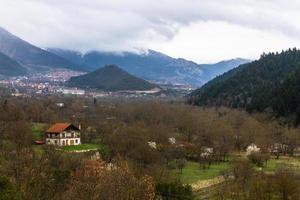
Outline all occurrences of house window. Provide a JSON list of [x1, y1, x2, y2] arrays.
[[54, 140, 58, 145], [62, 133, 65, 138], [75, 139, 78, 143]]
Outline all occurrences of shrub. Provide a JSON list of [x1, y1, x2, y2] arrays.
[[176, 158, 187, 174], [0, 176, 20, 200], [155, 181, 193, 200], [247, 152, 270, 167]]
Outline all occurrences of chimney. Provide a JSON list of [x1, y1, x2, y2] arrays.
[[78, 123, 81, 130]]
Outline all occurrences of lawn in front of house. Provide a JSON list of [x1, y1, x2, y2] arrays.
[[173, 161, 230, 184], [61, 143, 101, 151], [32, 123, 47, 140]]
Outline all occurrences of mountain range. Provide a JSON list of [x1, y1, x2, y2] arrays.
[[189, 48, 300, 124], [48, 48, 250, 86], [0, 26, 250, 86], [67, 64, 157, 91]]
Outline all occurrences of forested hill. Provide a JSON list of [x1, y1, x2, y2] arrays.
[[189, 48, 300, 123], [272, 67, 300, 123], [66, 64, 157, 91]]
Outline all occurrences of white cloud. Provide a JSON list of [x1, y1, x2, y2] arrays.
[[154, 21, 300, 63], [0, 0, 300, 62]]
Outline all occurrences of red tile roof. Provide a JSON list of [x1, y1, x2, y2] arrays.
[[34, 140, 45, 145], [46, 123, 73, 133]]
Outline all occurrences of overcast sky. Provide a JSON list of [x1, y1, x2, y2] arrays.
[[0, 0, 300, 63]]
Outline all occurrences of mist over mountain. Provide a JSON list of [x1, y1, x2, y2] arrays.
[[48, 48, 250, 86], [67, 64, 157, 91], [0, 27, 83, 72], [0, 26, 249, 85]]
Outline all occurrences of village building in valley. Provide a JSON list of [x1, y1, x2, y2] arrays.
[[45, 123, 81, 146]]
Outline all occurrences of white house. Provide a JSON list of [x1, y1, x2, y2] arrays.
[[45, 123, 81, 146]]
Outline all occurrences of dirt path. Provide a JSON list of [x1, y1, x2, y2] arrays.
[[191, 176, 224, 191]]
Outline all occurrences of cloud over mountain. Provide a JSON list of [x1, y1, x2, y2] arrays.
[[1, 0, 300, 62]]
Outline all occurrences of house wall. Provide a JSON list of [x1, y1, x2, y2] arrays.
[[61, 130, 81, 138], [46, 130, 81, 146], [46, 138, 81, 146]]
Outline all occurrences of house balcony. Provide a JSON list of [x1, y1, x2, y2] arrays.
[[46, 135, 80, 139]]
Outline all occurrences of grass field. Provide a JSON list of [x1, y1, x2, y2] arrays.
[[32, 123, 47, 140], [262, 157, 300, 172], [174, 161, 230, 184], [61, 143, 101, 151]]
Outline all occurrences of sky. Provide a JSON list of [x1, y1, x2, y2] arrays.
[[0, 0, 300, 63]]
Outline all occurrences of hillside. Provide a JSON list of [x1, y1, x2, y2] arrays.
[[0, 27, 84, 71], [48, 48, 249, 86], [66, 64, 157, 91], [189, 48, 300, 121], [0, 52, 27, 76]]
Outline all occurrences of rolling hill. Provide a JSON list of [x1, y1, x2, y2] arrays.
[[0, 52, 27, 76], [66, 64, 157, 91], [189, 48, 300, 123]]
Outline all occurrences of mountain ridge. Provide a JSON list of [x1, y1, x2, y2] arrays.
[[48, 48, 250, 86], [0, 27, 84, 72]]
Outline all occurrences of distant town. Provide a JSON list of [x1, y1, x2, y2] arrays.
[[0, 69, 194, 98]]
